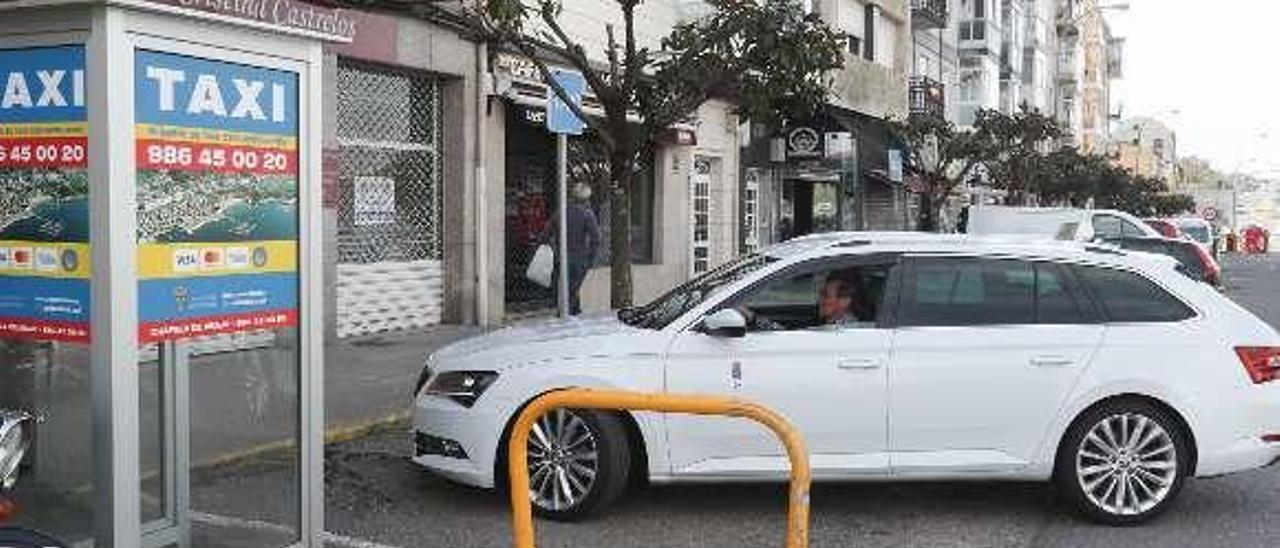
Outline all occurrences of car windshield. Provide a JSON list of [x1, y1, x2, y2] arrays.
[[618, 254, 778, 329]]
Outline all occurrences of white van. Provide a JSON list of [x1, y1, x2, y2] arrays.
[[966, 206, 1160, 241]]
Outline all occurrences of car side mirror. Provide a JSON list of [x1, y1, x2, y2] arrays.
[[701, 309, 747, 338]]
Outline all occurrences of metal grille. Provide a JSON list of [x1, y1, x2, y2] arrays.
[[335, 60, 442, 264]]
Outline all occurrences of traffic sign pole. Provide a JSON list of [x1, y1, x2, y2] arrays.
[[557, 134, 569, 317], [545, 69, 585, 318]]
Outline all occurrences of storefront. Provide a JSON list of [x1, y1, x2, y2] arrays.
[[740, 106, 912, 248], [492, 53, 660, 316], [331, 59, 446, 337]]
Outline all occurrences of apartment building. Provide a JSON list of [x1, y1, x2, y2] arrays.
[[1111, 117, 1178, 180], [910, 0, 956, 121], [1055, 0, 1122, 152]]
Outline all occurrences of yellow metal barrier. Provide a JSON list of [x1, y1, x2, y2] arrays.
[[508, 389, 811, 548]]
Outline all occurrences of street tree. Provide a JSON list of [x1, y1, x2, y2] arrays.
[[1149, 192, 1197, 217], [462, 0, 845, 307], [973, 108, 1064, 203], [889, 113, 986, 232]]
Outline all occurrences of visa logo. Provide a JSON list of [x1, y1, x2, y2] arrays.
[[1, 69, 85, 109], [173, 249, 199, 271], [145, 66, 286, 122]]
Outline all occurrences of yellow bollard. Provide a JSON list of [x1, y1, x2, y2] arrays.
[[508, 389, 811, 548]]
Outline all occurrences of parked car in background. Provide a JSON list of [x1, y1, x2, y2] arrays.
[[411, 232, 1280, 525], [967, 206, 1160, 242], [1109, 236, 1222, 288], [1174, 218, 1216, 254], [1143, 219, 1184, 239]]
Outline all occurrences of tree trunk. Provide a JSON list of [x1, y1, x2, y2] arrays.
[[916, 191, 938, 233], [608, 149, 634, 309]]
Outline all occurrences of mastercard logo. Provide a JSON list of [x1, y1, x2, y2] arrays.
[[12, 248, 32, 268], [201, 248, 225, 269]]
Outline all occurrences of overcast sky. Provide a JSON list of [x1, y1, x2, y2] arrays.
[[1108, 0, 1280, 178]]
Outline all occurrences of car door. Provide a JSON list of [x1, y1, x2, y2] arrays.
[[663, 255, 899, 478], [888, 256, 1104, 474]]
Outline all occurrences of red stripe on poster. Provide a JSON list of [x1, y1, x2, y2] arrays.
[[138, 309, 298, 343], [0, 317, 90, 343], [136, 140, 297, 175], [0, 137, 88, 168]]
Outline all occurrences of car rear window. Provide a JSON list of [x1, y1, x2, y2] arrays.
[[1073, 265, 1195, 323], [1113, 239, 1204, 280]]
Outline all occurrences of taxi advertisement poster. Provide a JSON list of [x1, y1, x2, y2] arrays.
[[0, 45, 90, 343], [135, 50, 299, 343]]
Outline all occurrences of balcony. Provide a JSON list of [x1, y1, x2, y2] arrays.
[[958, 19, 1001, 56], [909, 76, 946, 119], [911, 0, 948, 29]]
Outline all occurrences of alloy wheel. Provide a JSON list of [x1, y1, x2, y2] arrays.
[[1075, 412, 1178, 516], [526, 408, 600, 511]]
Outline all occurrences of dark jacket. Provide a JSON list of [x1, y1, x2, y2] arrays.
[[549, 203, 602, 266]]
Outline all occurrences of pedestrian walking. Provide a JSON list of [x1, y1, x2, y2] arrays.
[[547, 183, 602, 315]]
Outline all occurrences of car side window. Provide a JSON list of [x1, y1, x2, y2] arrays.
[[900, 258, 1090, 327], [1035, 263, 1087, 324], [899, 258, 1035, 326], [1119, 218, 1146, 238], [1074, 265, 1195, 323], [733, 261, 894, 332], [1093, 215, 1123, 240]]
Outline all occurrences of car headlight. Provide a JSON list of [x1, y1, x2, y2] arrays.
[[423, 371, 499, 408]]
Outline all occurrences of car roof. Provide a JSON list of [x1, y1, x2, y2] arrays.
[[761, 232, 1175, 271]]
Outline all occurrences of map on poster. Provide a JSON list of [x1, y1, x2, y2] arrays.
[[0, 45, 90, 343], [134, 50, 299, 343]]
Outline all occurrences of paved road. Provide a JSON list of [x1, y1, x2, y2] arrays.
[[193, 253, 1280, 548]]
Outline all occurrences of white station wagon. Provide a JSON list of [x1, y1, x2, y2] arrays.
[[412, 233, 1280, 524]]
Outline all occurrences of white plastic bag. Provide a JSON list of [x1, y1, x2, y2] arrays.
[[526, 244, 554, 288]]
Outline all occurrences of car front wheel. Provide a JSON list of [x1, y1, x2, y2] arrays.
[[1055, 400, 1191, 525], [524, 408, 630, 521]]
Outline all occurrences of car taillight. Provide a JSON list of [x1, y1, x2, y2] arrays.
[[1192, 243, 1221, 285], [1235, 346, 1280, 384]]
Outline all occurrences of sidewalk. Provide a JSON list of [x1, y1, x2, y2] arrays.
[[188, 324, 484, 468], [323, 325, 483, 436]]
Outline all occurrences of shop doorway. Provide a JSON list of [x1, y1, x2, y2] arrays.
[[780, 179, 841, 241]]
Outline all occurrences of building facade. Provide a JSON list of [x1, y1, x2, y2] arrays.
[[910, 0, 956, 121], [1055, 0, 1121, 152], [737, 0, 914, 249], [315, 0, 755, 328], [1110, 117, 1178, 180]]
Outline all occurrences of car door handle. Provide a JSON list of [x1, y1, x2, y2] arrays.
[[1030, 356, 1076, 367], [837, 358, 882, 370]]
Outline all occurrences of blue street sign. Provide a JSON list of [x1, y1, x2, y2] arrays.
[[546, 69, 585, 135]]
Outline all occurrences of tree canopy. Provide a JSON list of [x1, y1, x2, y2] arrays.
[[892, 108, 1196, 229]]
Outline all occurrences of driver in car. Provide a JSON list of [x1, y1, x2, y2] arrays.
[[741, 271, 873, 331], [818, 275, 859, 327]]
